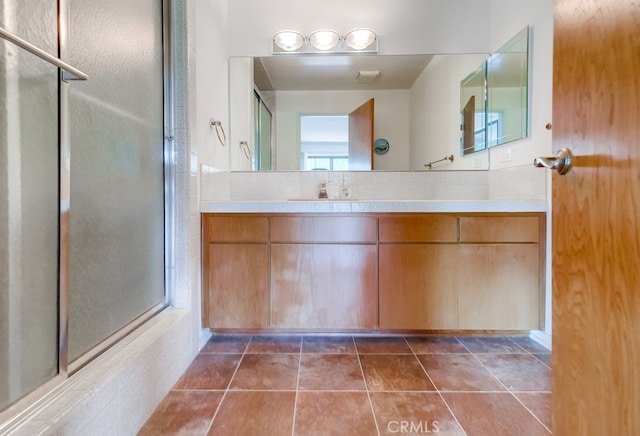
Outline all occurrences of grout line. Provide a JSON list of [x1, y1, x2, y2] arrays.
[[507, 336, 534, 353], [291, 337, 302, 436], [203, 336, 252, 435], [511, 392, 553, 434], [354, 336, 381, 436], [410, 337, 468, 436], [470, 351, 552, 432]]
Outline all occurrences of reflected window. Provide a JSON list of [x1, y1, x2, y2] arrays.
[[476, 112, 502, 149], [300, 114, 348, 170]]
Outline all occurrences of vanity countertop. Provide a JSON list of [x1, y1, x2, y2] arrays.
[[200, 200, 548, 214]]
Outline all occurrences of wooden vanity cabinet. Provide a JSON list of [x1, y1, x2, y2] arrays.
[[202, 215, 269, 328], [379, 215, 458, 329], [270, 216, 378, 329], [201, 212, 545, 332], [457, 216, 543, 330]]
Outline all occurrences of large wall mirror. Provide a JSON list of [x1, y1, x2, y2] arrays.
[[229, 53, 490, 171], [460, 26, 529, 154]]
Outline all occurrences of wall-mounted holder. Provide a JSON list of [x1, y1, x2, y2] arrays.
[[239, 141, 252, 160], [424, 154, 454, 169], [209, 119, 227, 147]]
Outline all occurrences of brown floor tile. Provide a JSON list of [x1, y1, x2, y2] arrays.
[[457, 336, 526, 353], [355, 336, 412, 353], [443, 392, 550, 435], [230, 353, 299, 390], [138, 390, 223, 435], [201, 335, 250, 353], [207, 391, 295, 436], [418, 354, 504, 391], [370, 392, 464, 435], [302, 336, 356, 353], [294, 391, 378, 436], [476, 354, 551, 391], [298, 354, 365, 390], [533, 353, 552, 368], [406, 336, 469, 354], [515, 392, 552, 430], [360, 354, 435, 391], [173, 354, 241, 390], [246, 335, 302, 353], [510, 336, 550, 354]]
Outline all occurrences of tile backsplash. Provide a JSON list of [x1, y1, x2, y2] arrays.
[[201, 165, 546, 202]]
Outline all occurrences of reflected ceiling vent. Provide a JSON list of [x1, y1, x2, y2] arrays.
[[356, 70, 380, 83]]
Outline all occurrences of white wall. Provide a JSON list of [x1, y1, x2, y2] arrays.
[[409, 54, 489, 170], [196, 0, 230, 171], [489, 0, 554, 339], [228, 57, 254, 171], [227, 0, 491, 57], [275, 90, 411, 170]]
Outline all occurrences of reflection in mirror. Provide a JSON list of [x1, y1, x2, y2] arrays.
[[300, 114, 349, 170], [487, 26, 529, 146], [459, 27, 529, 155], [229, 54, 490, 171], [460, 63, 487, 155], [254, 91, 273, 170]]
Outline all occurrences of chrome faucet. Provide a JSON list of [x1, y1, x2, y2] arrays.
[[318, 182, 328, 199]]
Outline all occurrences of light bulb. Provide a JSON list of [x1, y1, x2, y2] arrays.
[[345, 28, 376, 50], [273, 31, 305, 51], [309, 30, 340, 51]]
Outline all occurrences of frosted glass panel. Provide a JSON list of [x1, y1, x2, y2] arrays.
[[0, 0, 59, 409], [68, 0, 165, 360]]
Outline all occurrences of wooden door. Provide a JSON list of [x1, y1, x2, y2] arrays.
[[348, 98, 374, 170], [552, 0, 640, 434]]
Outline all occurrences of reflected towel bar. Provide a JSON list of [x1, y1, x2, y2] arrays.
[[424, 154, 454, 169], [0, 26, 88, 81]]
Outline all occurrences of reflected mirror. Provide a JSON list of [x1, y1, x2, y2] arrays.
[[460, 26, 529, 154], [229, 53, 490, 171], [487, 26, 529, 146]]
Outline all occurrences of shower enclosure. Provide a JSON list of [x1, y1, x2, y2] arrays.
[[0, 0, 170, 417]]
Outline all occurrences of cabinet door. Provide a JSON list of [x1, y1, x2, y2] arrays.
[[271, 244, 377, 329], [458, 244, 540, 330], [206, 244, 269, 328], [379, 244, 458, 329]]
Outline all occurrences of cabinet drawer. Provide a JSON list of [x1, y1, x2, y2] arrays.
[[379, 215, 457, 242], [271, 216, 377, 243], [204, 215, 268, 242], [459, 216, 540, 243]]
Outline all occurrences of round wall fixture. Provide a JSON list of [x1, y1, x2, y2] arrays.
[[374, 138, 390, 155]]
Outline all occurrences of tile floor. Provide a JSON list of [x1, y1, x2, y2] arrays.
[[139, 335, 551, 435]]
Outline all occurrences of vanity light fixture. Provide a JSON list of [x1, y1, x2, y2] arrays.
[[344, 28, 377, 51], [272, 28, 377, 54], [309, 29, 341, 51], [273, 30, 306, 52]]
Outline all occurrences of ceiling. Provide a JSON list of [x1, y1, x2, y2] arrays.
[[254, 54, 434, 91]]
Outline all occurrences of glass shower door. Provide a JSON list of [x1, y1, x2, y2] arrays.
[[0, 0, 60, 409]]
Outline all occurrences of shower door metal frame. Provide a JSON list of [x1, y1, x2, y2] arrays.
[[0, 0, 174, 427]]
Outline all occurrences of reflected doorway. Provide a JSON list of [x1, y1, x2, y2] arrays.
[[300, 114, 349, 170]]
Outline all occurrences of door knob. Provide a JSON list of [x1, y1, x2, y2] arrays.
[[534, 147, 574, 175]]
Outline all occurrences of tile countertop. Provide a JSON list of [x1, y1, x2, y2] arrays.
[[200, 200, 548, 214]]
